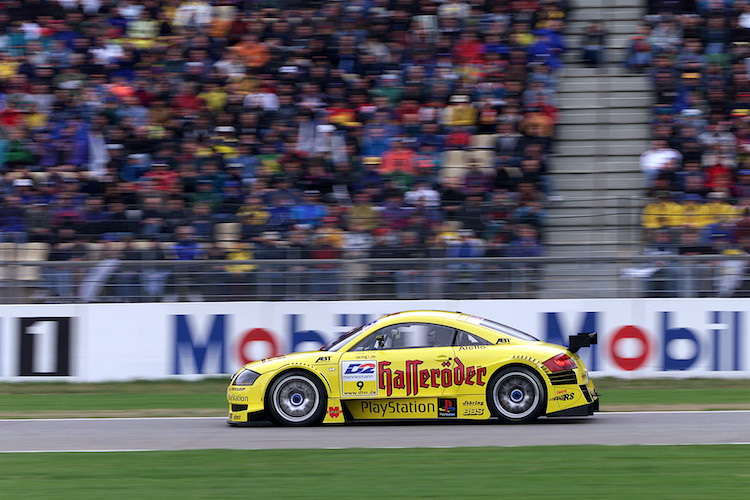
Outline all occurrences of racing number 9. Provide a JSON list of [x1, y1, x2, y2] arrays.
[[357, 381, 364, 390]]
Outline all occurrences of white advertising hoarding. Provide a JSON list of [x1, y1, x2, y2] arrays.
[[0, 298, 748, 381]]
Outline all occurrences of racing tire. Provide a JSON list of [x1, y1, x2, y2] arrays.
[[487, 367, 546, 423], [266, 370, 327, 426]]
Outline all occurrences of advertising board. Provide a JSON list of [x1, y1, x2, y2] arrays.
[[0, 299, 747, 381]]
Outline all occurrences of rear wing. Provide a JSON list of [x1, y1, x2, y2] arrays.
[[568, 332, 597, 354]]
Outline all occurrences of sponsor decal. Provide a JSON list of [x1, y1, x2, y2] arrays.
[[328, 406, 341, 418], [341, 360, 379, 397], [228, 393, 249, 402], [230, 413, 242, 421], [438, 398, 457, 418], [551, 393, 575, 402], [378, 357, 487, 397], [463, 407, 484, 416], [462, 400, 484, 406], [556, 389, 568, 395], [458, 345, 487, 350], [342, 361, 377, 380], [496, 338, 510, 344], [360, 400, 436, 417], [316, 356, 331, 363]]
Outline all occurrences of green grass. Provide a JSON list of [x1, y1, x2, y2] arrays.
[[0, 446, 749, 499], [1, 378, 750, 417], [594, 377, 750, 408], [0, 379, 228, 416]]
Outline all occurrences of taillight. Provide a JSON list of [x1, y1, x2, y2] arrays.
[[543, 353, 577, 372]]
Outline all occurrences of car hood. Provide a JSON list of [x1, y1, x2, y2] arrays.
[[243, 350, 325, 373]]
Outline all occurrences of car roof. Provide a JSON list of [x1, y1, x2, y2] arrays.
[[379, 310, 464, 322]]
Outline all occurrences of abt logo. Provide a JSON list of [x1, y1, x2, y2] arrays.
[[18, 317, 72, 376]]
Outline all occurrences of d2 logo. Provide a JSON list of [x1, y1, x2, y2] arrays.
[[19, 317, 72, 376], [344, 362, 376, 375]]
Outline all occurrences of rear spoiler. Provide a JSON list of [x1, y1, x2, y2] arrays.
[[568, 332, 597, 354]]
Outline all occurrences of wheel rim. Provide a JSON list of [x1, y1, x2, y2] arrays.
[[272, 375, 320, 423], [493, 371, 541, 420]]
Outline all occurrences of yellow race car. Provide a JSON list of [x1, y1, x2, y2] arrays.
[[227, 310, 599, 426]]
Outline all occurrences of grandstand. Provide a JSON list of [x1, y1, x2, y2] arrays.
[[1, 0, 749, 302]]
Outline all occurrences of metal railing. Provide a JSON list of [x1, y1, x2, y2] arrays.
[[1, 254, 747, 303]]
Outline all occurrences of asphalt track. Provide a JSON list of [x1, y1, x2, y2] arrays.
[[2, 411, 750, 452]]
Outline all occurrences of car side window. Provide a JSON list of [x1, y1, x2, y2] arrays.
[[454, 330, 493, 347], [351, 323, 456, 351]]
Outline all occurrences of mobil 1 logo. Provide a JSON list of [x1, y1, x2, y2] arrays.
[[18, 317, 72, 376]]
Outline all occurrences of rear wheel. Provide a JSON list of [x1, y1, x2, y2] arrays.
[[267, 371, 327, 426], [487, 367, 546, 423]]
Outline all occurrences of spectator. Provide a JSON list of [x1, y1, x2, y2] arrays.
[[676, 228, 716, 297], [0, 0, 564, 303], [581, 22, 608, 67], [505, 224, 545, 297], [643, 228, 679, 297], [640, 139, 683, 188], [445, 228, 485, 298]]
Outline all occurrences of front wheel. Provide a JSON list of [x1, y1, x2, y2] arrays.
[[487, 367, 546, 423], [267, 371, 327, 426]]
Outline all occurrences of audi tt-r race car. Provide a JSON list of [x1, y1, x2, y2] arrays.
[[227, 310, 599, 426]]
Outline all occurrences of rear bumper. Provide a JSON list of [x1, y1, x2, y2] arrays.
[[546, 398, 599, 418]]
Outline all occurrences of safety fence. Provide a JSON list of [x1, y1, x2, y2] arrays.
[[1, 254, 747, 303]]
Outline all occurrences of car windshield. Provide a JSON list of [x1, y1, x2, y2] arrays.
[[479, 318, 539, 341], [320, 325, 364, 352]]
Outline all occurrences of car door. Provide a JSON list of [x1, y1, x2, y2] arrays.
[[338, 322, 456, 404], [442, 328, 494, 402]]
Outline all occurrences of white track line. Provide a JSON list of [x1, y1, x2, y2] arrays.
[[2, 410, 750, 423]]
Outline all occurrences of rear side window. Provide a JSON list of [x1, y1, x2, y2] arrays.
[[455, 330, 493, 347]]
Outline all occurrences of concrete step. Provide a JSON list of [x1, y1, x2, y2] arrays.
[[558, 93, 653, 108], [547, 194, 642, 208], [565, 33, 633, 53], [547, 203, 640, 220], [545, 227, 642, 246], [566, 20, 641, 36], [569, 0, 646, 9], [547, 207, 641, 227], [557, 108, 650, 125], [555, 140, 647, 156], [554, 156, 639, 168], [557, 123, 650, 141], [552, 160, 640, 175], [558, 76, 651, 93], [554, 172, 643, 191], [569, 6, 644, 22], [558, 65, 643, 78]]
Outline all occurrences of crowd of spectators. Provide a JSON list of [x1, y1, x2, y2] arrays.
[[629, 0, 750, 297], [0, 0, 569, 302]]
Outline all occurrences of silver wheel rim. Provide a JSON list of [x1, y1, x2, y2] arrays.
[[272, 375, 320, 423], [493, 371, 541, 420]]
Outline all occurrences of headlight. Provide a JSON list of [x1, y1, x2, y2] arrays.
[[232, 369, 261, 386]]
